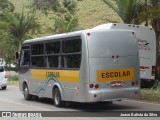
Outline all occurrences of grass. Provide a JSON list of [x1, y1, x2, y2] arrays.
[[76, 0, 122, 29], [140, 81, 160, 103], [7, 75, 19, 85], [141, 88, 160, 103], [8, 75, 18, 81]]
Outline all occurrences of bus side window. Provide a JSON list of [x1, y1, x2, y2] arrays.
[[32, 61, 37, 67], [31, 44, 45, 68], [20, 50, 30, 66], [31, 56, 45, 67], [45, 41, 60, 68], [62, 38, 81, 69]]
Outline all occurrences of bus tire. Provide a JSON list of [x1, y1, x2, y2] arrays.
[[53, 88, 63, 107], [31, 95, 39, 100], [23, 84, 32, 100]]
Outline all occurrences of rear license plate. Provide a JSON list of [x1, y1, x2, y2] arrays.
[[110, 81, 123, 87]]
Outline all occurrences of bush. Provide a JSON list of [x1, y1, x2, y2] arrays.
[[151, 80, 160, 91], [141, 80, 160, 102], [4, 66, 18, 72], [7, 75, 19, 81]]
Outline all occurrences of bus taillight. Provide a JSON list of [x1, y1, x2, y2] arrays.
[[152, 66, 156, 76], [131, 81, 139, 86], [89, 84, 100, 89], [131, 82, 135, 86], [95, 84, 99, 89]]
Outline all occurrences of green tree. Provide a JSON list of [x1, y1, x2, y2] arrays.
[[0, 0, 15, 12], [102, 0, 144, 24], [0, 31, 16, 65], [0, 10, 40, 51], [32, 0, 55, 10], [0, 0, 15, 65], [48, 0, 79, 33], [52, 13, 78, 33]]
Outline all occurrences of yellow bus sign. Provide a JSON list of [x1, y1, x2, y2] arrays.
[[97, 68, 134, 82]]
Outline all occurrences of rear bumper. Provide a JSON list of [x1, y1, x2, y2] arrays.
[[84, 87, 140, 102]]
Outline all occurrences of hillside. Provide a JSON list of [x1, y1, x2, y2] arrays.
[[77, 0, 122, 29], [9, 0, 122, 36]]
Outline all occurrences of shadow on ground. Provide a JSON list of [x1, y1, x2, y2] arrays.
[[35, 98, 139, 111]]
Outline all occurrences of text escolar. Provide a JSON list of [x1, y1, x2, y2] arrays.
[[102, 71, 131, 78]]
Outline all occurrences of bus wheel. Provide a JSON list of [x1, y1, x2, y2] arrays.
[[53, 88, 63, 107], [23, 84, 32, 100]]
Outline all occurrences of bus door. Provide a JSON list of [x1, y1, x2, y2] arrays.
[[19, 46, 31, 92]]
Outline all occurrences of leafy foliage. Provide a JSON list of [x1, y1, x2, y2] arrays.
[[52, 14, 78, 33], [0, 31, 16, 65], [50, 0, 79, 33], [0, 4, 40, 65], [0, 0, 15, 12], [34, 0, 79, 33], [135, 7, 160, 25], [31, 0, 55, 10], [102, 0, 144, 24], [141, 88, 160, 102], [8, 75, 19, 81], [151, 80, 160, 91], [0, 10, 41, 50]]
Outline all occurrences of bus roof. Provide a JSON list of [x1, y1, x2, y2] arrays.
[[23, 23, 137, 45], [93, 23, 153, 31], [23, 30, 87, 44]]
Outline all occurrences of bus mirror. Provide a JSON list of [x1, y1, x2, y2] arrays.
[[15, 51, 19, 60]]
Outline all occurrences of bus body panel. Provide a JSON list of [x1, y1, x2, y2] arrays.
[[84, 29, 140, 102], [94, 23, 156, 81]]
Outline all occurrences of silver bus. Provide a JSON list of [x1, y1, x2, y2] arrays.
[[18, 27, 140, 107]]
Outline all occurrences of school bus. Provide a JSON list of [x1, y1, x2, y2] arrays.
[[17, 27, 140, 107]]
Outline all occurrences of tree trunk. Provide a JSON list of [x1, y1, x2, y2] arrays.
[[18, 41, 22, 52], [151, 0, 160, 80], [153, 21, 160, 81]]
